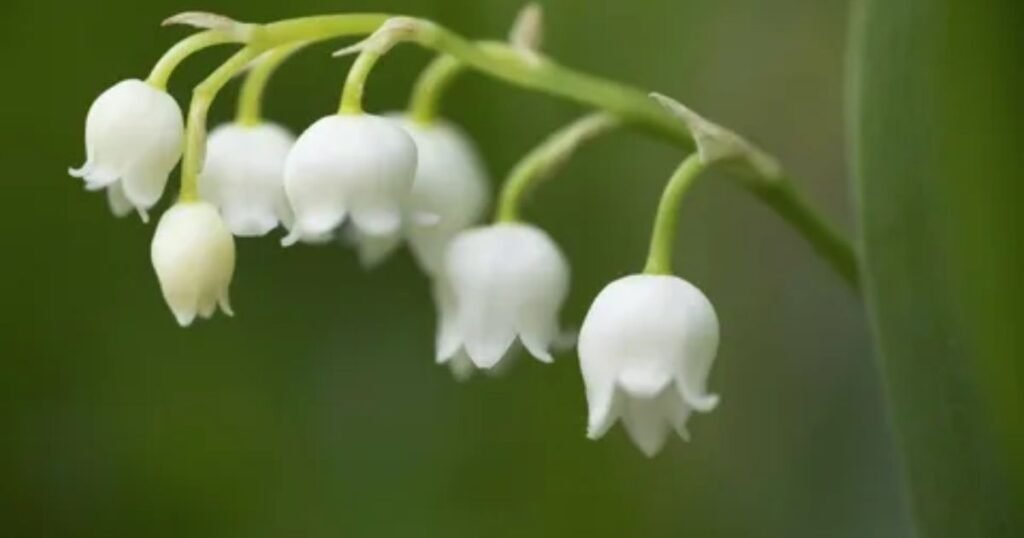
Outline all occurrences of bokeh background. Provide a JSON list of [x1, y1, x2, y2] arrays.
[[2, 0, 913, 536]]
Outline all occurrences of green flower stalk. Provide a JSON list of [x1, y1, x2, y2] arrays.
[[71, 5, 860, 333]]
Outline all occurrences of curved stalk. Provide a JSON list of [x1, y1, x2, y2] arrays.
[[497, 113, 621, 222], [408, 54, 464, 125], [147, 29, 245, 90], [177, 15, 391, 201], [747, 178, 860, 290], [236, 42, 308, 126], [179, 47, 261, 201], [173, 13, 858, 290], [644, 155, 705, 275], [339, 50, 382, 114]]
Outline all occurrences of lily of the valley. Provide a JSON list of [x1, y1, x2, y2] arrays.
[[437, 223, 570, 371], [70, 79, 184, 222], [355, 117, 490, 273], [199, 122, 295, 237], [151, 201, 236, 327], [578, 274, 720, 457], [282, 114, 417, 246]]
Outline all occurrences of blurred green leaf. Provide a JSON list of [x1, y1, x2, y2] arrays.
[[850, 0, 1024, 535]]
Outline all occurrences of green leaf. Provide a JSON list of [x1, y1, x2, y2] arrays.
[[849, 0, 1024, 535]]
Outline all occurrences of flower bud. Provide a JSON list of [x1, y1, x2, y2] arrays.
[[578, 274, 720, 456], [70, 79, 184, 221], [282, 114, 417, 245], [150, 201, 236, 327], [199, 122, 295, 237], [436, 223, 570, 370]]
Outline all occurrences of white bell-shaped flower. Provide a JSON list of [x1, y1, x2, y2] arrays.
[[431, 280, 478, 382], [578, 274, 720, 457], [199, 122, 295, 237], [70, 79, 184, 222], [282, 114, 417, 246], [150, 201, 236, 327], [354, 117, 490, 273], [436, 223, 570, 370]]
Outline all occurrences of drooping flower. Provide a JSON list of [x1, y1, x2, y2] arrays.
[[354, 117, 490, 273], [431, 280, 477, 382], [436, 223, 570, 370], [70, 79, 184, 222], [150, 201, 236, 327], [432, 280, 524, 382], [199, 122, 295, 237], [578, 274, 720, 457], [281, 114, 417, 246]]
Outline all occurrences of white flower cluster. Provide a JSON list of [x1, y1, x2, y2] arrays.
[[72, 79, 721, 457]]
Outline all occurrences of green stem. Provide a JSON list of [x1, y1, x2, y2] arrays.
[[371, 20, 859, 287], [408, 54, 464, 125], [171, 13, 858, 291], [236, 42, 308, 126], [146, 30, 244, 90], [396, 21, 858, 286], [176, 15, 391, 201], [255, 14, 391, 45], [430, 34, 691, 145], [339, 50, 382, 114], [748, 178, 861, 290], [644, 155, 705, 275], [497, 112, 620, 222], [415, 33, 855, 283], [180, 47, 261, 201]]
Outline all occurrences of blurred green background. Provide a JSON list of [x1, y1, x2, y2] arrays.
[[3, 0, 913, 536]]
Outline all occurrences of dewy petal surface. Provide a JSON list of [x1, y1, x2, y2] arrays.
[[151, 202, 236, 327], [200, 122, 295, 237], [71, 79, 184, 217], [578, 273, 720, 455], [441, 223, 570, 370]]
